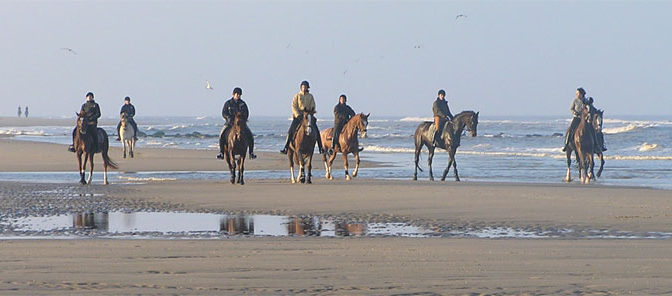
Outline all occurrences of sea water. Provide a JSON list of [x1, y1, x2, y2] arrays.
[[2, 115, 671, 189]]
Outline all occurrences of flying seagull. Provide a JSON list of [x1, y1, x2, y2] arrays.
[[60, 47, 77, 55], [456, 14, 467, 20], [205, 80, 213, 90]]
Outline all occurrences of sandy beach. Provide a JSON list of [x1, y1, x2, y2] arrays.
[[1, 120, 671, 295]]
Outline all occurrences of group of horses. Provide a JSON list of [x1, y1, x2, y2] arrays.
[[72, 107, 603, 186]]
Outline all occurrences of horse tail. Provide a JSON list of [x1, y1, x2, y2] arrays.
[[103, 152, 118, 170], [100, 130, 118, 170], [414, 124, 424, 172]]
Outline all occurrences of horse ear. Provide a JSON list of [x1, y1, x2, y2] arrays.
[[366, 113, 370, 118], [75, 112, 80, 117]]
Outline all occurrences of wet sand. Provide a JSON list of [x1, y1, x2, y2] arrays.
[[2, 238, 671, 295], [0, 138, 383, 172]]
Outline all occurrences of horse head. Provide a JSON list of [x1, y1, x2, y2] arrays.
[[455, 111, 479, 137], [76, 112, 88, 135], [592, 109, 604, 133], [232, 112, 247, 140], [120, 112, 128, 127], [356, 113, 370, 138], [301, 108, 316, 136]]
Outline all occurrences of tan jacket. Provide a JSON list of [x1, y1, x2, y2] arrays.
[[292, 91, 316, 118]]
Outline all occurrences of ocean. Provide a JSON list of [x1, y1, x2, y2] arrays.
[[2, 115, 671, 189]]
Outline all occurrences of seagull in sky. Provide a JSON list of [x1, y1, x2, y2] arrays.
[[60, 47, 77, 55], [205, 80, 213, 90], [456, 14, 467, 21]]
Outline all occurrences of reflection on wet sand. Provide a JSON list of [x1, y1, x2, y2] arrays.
[[8, 212, 429, 237]]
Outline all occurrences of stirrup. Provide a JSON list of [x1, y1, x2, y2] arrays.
[[249, 153, 257, 159], [216, 153, 224, 159], [280, 148, 288, 154]]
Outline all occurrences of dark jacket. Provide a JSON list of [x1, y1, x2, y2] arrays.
[[80, 100, 101, 124], [334, 103, 355, 126], [432, 98, 453, 120], [120, 104, 135, 117], [222, 98, 249, 123]]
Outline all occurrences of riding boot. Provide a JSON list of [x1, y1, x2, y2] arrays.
[[217, 126, 228, 159], [314, 124, 325, 154], [433, 130, 441, 147], [131, 120, 139, 141], [115, 122, 121, 141], [599, 133, 607, 151], [281, 118, 299, 154], [280, 133, 292, 154], [247, 128, 256, 159], [68, 128, 76, 152]]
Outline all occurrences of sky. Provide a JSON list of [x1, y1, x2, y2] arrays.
[[1, 0, 671, 118]]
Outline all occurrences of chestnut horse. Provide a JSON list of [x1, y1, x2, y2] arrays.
[[288, 110, 318, 184], [223, 112, 250, 185], [413, 111, 479, 181], [74, 112, 117, 185], [320, 113, 370, 180]]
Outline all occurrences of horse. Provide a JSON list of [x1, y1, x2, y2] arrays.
[[222, 112, 250, 185], [119, 113, 136, 159], [592, 109, 606, 178], [74, 112, 118, 185], [320, 113, 370, 180], [571, 107, 596, 184], [288, 109, 318, 184], [563, 107, 605, 183], [413, 111, 479, 181]]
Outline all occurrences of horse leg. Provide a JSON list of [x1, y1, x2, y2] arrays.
[[327, 150, 337, 180], [427, 146, 435, 181], [87, 153, 94, 184], [306, 153, 313, 184], [588, 154, 595, 182], [343, 153, 350, 180], [563, 149, 572, 182], [597, 152, 605, 178], [77, 152, 86, 185], [129, 139, 134, 158], [452, 151, 460, 182], [413, 142, 422, 181], [226, 153, 235, 184], [322, 150, 330, 179], [238, 156, 245, 185], [442, 156, 453, 182], [122, 139, 127, 158], [298, 154, 305, 184], [352, 152, 360, 178]]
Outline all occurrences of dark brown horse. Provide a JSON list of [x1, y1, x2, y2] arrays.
[[74, 112, 117, 185], [564, 107, 604, 183], [320, 113, 370, 180], [223, 112, 250, 185], [571, 107, 595, 184], [288, 109, 318, 184], [413, 111, 479, 181]]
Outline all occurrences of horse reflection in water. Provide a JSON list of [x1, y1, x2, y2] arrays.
[[219, 216, 253, 235], [73, 212, 109, 231], [219, 215, 368, 237]]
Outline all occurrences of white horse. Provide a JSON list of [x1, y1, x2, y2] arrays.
[[120, 113, 136, 158]]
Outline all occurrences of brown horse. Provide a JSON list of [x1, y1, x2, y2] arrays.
[[223, 112, 250, 185], [74, 112, 118, 185], [320, 113, 370, 180], [573, 107, 596, 184], [288, 109, 318, 184], [413, 111, 479, 181]]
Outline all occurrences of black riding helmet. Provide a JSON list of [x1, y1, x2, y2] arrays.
[[124, 96, 131, 102], [86, 92, 94, 99]]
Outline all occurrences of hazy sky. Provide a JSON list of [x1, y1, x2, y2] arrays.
[[1, 0, 670, 118]]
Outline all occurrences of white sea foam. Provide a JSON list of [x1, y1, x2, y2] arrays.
[[602, 124, 652, 134], [638, 142, 659, 152], [0, 128, 48, 136], [117, 176, 177, 182], [399, 117, 433, 122]]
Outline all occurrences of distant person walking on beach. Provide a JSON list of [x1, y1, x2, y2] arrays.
[[432, 89, 454, 147], [24, 106, 28, 118], [17, 106, 21, 118], [216, 87, 256, 160], [330, 94, 356, 155], [280, 80, 324, 155], [69, 92, 101, 152], [116, 97, 138, 141]]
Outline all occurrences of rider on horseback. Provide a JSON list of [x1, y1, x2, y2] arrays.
[[280, 80, 325, 155], [68, 92, 101, 152], [432, 89, 454, 147], [115, 96, 138, 141], [587, 96, 607, 152], [217, 87, 256, 160], [562, 88, 604, 153], [329, 94, 355, 155]]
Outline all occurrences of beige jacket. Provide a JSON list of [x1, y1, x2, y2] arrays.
[[291, 91, 316, 118]]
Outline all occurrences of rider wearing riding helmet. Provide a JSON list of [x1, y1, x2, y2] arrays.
[[68, 92, 101, 152]]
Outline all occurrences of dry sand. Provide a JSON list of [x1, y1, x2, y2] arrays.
[[1, 122, 671, 295]]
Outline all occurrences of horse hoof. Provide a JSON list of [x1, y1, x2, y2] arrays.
[[240, 181, 245, 185], [412, 177, 417, 181], [104, 181, 109, 185], [328, 176, 333, 180], [230, 179, 235, 184], [123, 154, 126, 159], [441, 178, 446, 181], [306, 179, 312, 184], [429, 177, 434, 182], [345, 176, 351, 181]]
